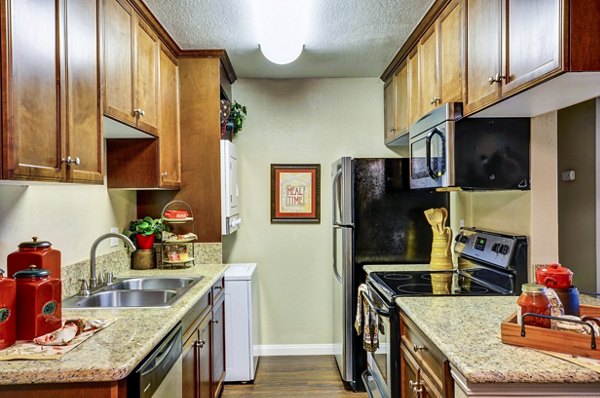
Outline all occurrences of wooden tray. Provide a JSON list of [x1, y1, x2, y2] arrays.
[[501, 305, 600, 359]]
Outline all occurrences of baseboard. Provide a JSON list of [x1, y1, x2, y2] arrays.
[[254, 344, 334, 356]]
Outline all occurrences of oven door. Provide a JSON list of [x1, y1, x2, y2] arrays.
[[409, 122, 453, 190], [364, 287, 392, 398]]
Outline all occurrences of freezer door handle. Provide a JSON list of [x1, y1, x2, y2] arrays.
[[332, 226, 343, 283], [332, 168, 343, 226]]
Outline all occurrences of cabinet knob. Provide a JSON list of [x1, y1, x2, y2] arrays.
[[409, 380, 423, 395], [389, 128, 396, 133], [133, 109, 146, 117], [429, 97, 440, 105], [161, 171, 168, 177], [195, 339, 206, 348], [212, 319, 219, 324], [61, 156, 80, 166], [488, 73, 506, 85]]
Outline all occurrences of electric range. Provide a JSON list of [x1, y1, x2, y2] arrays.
[[362, 227, 528, 398]]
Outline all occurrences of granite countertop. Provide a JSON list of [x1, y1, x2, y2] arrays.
[[0, 263, 227, 385], [395, 295, 600, 384]]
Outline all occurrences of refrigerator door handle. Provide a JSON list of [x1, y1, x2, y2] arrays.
[[332, 226, 343, 283], [332, 168, 343, 226]]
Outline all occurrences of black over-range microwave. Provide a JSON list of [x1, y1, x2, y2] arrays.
[[409, 103, 530, 190]]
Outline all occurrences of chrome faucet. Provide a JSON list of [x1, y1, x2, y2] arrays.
[[89, 233, 135, 289]]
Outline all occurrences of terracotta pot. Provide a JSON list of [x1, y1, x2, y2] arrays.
[[536, 263, 573, 289], [136, 234, 155, 250]]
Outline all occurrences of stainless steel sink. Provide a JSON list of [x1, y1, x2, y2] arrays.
[[63, 276, 203, 309], [109, 277, 198, 291], [75, 290, 179, 308]]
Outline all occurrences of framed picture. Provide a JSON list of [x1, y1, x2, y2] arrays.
[[271, 164, 321, 223]]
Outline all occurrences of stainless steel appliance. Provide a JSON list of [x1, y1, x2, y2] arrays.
[[362, 228, 528, 398], [129, 325, 183, 398], [331, 157, 449, 391], [409, 103, 530, 190]]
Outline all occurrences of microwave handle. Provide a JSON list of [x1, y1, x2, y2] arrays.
[[426, 128, 446, 180]]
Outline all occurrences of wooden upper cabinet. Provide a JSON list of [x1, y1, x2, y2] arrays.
[[407, 49, 421, 125], [502, 0, 563, 95], [103, 0, 136, 125], [2, 0, 65, 181], [134, 18, 160, 134], [419, 25, 439, 115], [464, 0, 502, 114], [104, 0, 159, 135], [65, 0, 103, 184], [395, 63, 409, 135], [383, 78, 396, 142], [158, 47, 181, 188], [438, 0, 463, 104]]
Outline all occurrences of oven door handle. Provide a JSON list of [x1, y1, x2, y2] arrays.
[[363, 291, 390, 317]]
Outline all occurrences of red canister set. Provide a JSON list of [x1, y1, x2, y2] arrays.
[[517, 263, 579, 328], [0, 238, 62, 349]]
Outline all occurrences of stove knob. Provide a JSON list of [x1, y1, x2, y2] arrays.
[[500, 245, 509, 255], [459, 235, 469, 244]]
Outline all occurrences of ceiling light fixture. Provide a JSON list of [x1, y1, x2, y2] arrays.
[[255, 0, 310, 65]]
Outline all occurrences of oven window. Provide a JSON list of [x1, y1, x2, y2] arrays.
[[373, 315, 389, 386]]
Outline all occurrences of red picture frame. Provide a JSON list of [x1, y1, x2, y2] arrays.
[[271, 164, 321, 223]]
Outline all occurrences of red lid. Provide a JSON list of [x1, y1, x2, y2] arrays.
[[538, 263, 573, 277]]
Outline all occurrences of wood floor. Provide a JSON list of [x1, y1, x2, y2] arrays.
[[221, 356, 368, 397]]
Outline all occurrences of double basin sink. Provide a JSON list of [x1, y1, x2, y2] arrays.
[[62, 277, 203, 309]]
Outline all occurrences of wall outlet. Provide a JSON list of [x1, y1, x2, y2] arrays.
[[110, 227, 120, 247], [459, 219, 465, 228]]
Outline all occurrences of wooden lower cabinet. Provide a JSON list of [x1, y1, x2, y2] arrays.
[[400, 313, 453, 398], [182, 279, 225, 398]]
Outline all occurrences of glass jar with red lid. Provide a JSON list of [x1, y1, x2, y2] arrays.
[[14, 265, 61, 341], [0, 269, 16, 349], [517, 283, 551, 328]]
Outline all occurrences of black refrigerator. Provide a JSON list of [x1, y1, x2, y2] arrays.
[[331, 157, 449, 390]]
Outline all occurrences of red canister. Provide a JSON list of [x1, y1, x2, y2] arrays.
[[7, 237, 61, 279], [0, 269, 16, 349], [14, 265, 62, 341], [535, 263, 573, 289]]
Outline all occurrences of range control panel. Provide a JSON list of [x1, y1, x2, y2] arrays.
[[454, 228, 518, 269]]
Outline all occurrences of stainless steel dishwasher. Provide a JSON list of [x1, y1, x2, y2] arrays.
[[129, 324, 183, 398]]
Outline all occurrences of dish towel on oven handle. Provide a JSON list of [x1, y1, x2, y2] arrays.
[[355, 283, 380, 352]]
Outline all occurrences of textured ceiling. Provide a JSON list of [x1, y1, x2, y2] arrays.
[[143, 0, 435, 78]]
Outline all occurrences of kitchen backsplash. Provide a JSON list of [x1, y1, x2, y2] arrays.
[[61, 243, 223, 298]]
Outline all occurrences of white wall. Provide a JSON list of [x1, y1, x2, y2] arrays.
[[223, 78, 397, 346], [0, 183, 136, 268]]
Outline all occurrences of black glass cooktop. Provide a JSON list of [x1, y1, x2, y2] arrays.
[[368, 267, 514, 302]]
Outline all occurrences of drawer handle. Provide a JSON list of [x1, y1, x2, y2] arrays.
[[413, 344, 425, 352]]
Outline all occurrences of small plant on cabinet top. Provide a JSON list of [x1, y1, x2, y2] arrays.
[[227, 101, 248, 135]]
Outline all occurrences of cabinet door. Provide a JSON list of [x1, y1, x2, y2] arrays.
[[502, 0, 563, 95], [419, 25, 439, 115], [395, 63, 409, 136], [134, 17, 160, 135], [383, 78, 396, 142], [464, 0, 502, 114], [400, 346, 422, 398], [3, 0, 65, 182], [103, 0, 136, 125], [198, 314, 212, 398], [158, 47, 181, 188], [182, 332, 198, 398], [65, 0, 103, 184], [438, 0, 463, 104], [211, 294, 225, 398], [407, 48, 421, 125]]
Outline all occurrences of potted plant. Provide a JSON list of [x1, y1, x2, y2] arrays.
[[124, 217, 163, 250], [228, 101, 247, 135]]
